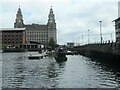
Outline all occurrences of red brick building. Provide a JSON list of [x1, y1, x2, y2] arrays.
[[0, 28, 26, 49]]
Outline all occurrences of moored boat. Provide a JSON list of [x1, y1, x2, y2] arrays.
[[28, 54, 43, 59], [54, 48, 67, 62]]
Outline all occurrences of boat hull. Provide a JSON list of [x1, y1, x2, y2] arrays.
[[54, 53, 67, 62], [28, 55, 43, 59]]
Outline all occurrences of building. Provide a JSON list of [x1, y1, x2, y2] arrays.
[[114, 17, 120, 43], [14, 6, 25, 28], [0, 31, 1, 42], [67, 42, 75, 48], [0, 28, 26, 49], [118, 1, 120, 17], [14, 6, 57, 46], [0, 6, 57, 50], [114, 1, 120, 44], [25, 24, 48, 45]]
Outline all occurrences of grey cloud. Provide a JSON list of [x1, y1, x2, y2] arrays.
[[0, 0, 119, 44]]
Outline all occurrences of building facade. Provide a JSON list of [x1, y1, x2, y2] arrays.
[[0, 28, 26, 49], [67, 42, 75, 48], [14, 6, 57, 46], [25, 24, 48, 44], [114, 1, 120, 44], [47, 7, 57, 44], [118, 1, 120, 17], [114, 17, 120, 43]]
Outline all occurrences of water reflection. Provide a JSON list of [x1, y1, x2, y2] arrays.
[[0, 52, 2, 89], [57, 62, 66, 69], [45, 60, 66, 88], [13, 57, 26, 87], [115, 72, 120, 88], [2, 53, 26, 88], [2, 53, 120, 88]]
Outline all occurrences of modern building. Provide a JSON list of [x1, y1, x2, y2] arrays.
[[118, 1, 120, 17], [114, 17, 120, 43], [0, 28, 26, 49], [14, 6, 57, 46], [114, 1, 120, 44]]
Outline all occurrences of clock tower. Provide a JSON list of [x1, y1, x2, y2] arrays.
[[47, 6, 57, 44], [14, 6, 24, 28]]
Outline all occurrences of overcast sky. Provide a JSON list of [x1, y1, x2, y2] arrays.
[[0, 0, 119, 45]]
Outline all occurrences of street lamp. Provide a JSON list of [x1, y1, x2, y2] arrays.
[[88, 30, 90, 44], [99, 21, 103, 44], [82, 34, 84, 45], [111, 33, 113, 42]]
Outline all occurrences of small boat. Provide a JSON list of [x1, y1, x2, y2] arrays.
[[28, 53, 43, 59], [54, 48, 67, 62], [66, 50, 74, 55]]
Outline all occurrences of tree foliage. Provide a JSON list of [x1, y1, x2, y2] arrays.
[[48, 37, 56, 49]]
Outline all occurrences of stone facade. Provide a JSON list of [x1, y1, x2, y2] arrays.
[[25, 24, 48, 44], [47, 7, 57, 44], [14, 7, 24, 28], [14, 6, 57, 46]]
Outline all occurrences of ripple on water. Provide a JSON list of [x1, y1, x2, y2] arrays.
[[2, 53, 120, 88]]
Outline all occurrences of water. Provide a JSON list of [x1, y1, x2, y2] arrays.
[[1, 52, 120, 88], [0, 51, 2, 89]]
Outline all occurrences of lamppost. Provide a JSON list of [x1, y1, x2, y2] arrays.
[[99, 21, 103, 44], [82, 34, 84, 45], [111, 33, 113, 42], [88, 30, 90, 44]]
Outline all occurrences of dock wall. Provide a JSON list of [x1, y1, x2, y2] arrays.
[[74, 43, 120, 66]]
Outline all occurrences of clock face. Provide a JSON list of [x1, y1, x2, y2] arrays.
[[19, 20, 21, 23], [50, 20, 53, 22]]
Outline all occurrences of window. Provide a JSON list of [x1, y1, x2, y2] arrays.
[[119, 31, 120, 34]]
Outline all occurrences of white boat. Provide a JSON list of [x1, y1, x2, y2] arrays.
[[28, 52, 48, 59], [28, 52, 43, 59]]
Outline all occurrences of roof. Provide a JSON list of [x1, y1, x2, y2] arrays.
[[25, 24, 47, 31], [113, 17, 120, 22], [0, 28, 26, 31]]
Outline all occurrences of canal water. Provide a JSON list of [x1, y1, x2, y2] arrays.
[[1, 52, 120, 88]]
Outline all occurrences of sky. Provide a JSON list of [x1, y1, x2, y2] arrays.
[[0, 0, 120, 45]]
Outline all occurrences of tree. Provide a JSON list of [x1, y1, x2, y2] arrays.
[[48, 37, 56, 50]]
